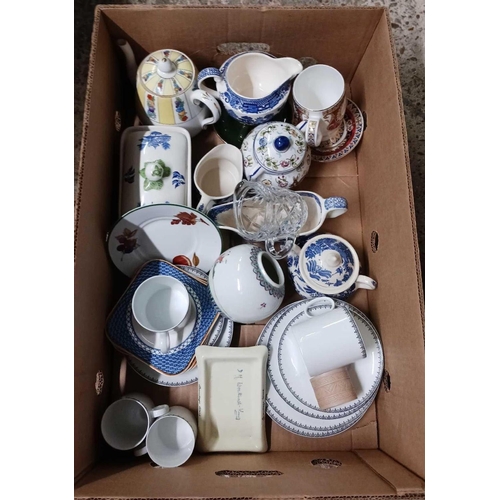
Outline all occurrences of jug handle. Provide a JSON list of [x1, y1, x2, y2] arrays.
[[354, 275, 378, 291], [190, 89, 221, 127], [323, 196, 348, 219], [197, 67, 222, 99]]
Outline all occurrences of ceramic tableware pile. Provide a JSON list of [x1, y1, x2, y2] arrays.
[[102, 45, 382, 467]]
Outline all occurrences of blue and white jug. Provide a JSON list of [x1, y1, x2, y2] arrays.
[[198, 52, 303, 126]]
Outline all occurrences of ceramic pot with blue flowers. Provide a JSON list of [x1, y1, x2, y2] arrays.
[[287, 234, 377, 300], [241, 122, 311, 189], [197, 52, 303, 125]]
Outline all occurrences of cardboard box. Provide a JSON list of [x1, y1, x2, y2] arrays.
[[75, 5, 424, 497]]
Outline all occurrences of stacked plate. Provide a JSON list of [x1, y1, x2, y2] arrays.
[[257, 298, 383, 437], [106, 261, 233, 387]]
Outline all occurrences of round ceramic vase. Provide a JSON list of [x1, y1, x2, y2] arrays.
[[208, 244, 285, 324]]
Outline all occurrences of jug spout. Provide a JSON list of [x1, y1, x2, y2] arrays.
[[117, 39, 137, 84], [274, 57, 303, 86]]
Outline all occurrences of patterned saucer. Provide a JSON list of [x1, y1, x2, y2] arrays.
[[107, 203, 222, 277], [106, 260, 220, 375], [311, 99, 364, 163]]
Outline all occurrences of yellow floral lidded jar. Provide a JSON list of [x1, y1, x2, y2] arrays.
[[136, 49, 221, 137]]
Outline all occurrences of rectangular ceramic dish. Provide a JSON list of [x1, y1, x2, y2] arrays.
[[196, 346, 268, 453], [119, 125, 192, 215]]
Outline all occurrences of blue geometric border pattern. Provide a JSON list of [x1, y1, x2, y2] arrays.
[[276, 309, 377, 418], [127, 318, 234, 387], [106, 260, 219, 375], [249, 245, 285, 299], [324, 196, 348, 210], [257, 299, 383, 416]]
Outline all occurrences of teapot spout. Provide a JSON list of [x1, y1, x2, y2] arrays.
[[274, 57, 303, 87], [117, 39, 137, 84]]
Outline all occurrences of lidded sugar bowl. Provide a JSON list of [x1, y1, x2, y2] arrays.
[[241, 122, 311, 189]]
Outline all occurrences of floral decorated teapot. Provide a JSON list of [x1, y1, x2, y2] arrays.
[[118, 41, 221, 137], [241, 122, 311, 189], [287, 233, 377, 300], [197, 51, 302, 125]]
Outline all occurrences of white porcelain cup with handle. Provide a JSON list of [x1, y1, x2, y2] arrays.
[[194, 144, 243, 213], [293, 65, 347, 148], [137, 405, 198, 467], [132, 276, 191, 353], [289, 297, 366, 378], [101, 393, 168, 454]]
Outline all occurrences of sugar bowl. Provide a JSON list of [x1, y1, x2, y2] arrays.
[[241, 122, 311, 189]]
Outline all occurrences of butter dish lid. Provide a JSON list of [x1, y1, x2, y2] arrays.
[[138, 49, 195, 97]]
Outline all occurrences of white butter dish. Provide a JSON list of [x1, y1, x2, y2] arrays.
[[195, 346, 268, 453]]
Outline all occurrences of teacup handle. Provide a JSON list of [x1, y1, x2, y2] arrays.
[[190, 89, 221, 128], [265, 236, 296, 260], [297, 115, 322, 147], [197, 67, 222, 99], [155, 331, 171, 354], [354, 275, 378, 291], [323, 196, 348, 218], [304, 297, 335, 318]]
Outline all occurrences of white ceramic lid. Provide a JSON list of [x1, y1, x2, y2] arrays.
[[138, 49, 195, 97], [299, 234, 360, 294], [253, 122, 307, 174]]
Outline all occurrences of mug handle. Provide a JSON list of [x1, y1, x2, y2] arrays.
[[151, 404, 169, 419], [196, 195, 215, 214], [354, 275, 378, 291], [297, 116, 322, 147], [304, 297, 335, 318], [265, 236, 295, 260], [323, 196, 348, 219], [197, 67, 222, 99], [189, 89, 221, 128]]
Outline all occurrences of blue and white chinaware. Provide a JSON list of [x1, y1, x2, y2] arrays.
[[209, 244, 285, 324], [287, 234, 377, 300], [197, 52, 302, 125]]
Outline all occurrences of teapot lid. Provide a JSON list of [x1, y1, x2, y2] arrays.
[[138, 49, 195, 97], [253, 122, 307, 174], [299, 234, 360, 294]]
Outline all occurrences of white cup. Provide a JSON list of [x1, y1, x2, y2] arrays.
[[293, 65, 347, 148], [101, 393, 168, 453], [289, 297, 366, 378], [194, 144, 243, 213], [139, 405, 198, 468], [132, 276, 191, 353]]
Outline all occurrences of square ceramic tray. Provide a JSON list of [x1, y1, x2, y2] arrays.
[[196, 346, 268, 453]]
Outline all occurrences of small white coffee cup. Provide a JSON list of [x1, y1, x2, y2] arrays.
[[132, 276, 191, 353], [290, 297, 366, 378], [194, 144, 243, 213], [138, 405, 198, 468], [101, 393, 168, 453]]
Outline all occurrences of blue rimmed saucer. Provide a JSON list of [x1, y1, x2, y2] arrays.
[[106, 260, 220, 375]]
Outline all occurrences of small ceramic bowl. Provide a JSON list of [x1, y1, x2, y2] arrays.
[[208, 244, 285, 324]]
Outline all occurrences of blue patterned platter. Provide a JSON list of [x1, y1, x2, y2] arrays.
[[106, 260, 220, 375], [257, 298, 383, 436], [120, 126, 192, 215]]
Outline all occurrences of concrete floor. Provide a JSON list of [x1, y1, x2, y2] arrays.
[[74, 0, 425, 273]]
